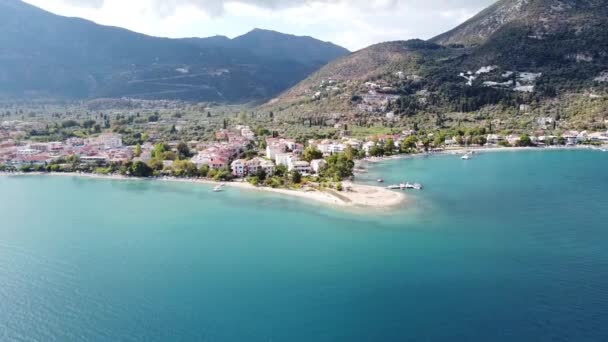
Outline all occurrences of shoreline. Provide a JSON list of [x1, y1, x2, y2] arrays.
[[357, 144, 606, 166], [2, 146, 603, 210], [0, 171, 406, 210]]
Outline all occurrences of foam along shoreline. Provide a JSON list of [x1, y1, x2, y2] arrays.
[[0, 172, 406, 209]]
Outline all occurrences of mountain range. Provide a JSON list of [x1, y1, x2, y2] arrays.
[[0, 0, 349, 102], [271, 0, 608, 129]]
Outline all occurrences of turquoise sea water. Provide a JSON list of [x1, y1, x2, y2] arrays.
[[1, 150, 607, 341]]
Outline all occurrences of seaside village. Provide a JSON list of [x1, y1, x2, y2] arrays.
[[2, 118, 608, 178]]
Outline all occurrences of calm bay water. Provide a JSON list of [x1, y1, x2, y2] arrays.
[[1, 150, 608, 341]]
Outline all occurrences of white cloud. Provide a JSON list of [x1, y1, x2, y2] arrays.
[[23, 0, 497, 50]]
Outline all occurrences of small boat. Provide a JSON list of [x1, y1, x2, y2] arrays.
[[405, 182, 423, 190], [461, 153, 472, 160], [213, 183, 225, 192], [377, 178, 384, 183]]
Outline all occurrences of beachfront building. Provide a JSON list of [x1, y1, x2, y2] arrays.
[[362, 141, 376, 155], [266, 138, 300, 161], [231, 157, 275, 177], [445, 137, 458, 146], [506, 135, 521, 146], [81, 155, 108, 164], [191, 152, 211, 168], [537, 136, 557, 146], [486, 134, 502, 146], [231, 159, 247, 177], [315, 141, 346, 156], [290, 160, 311, 174], [275, 153, 294, 167], [588, 132, 608, 143], [562, 131, 579, 145]]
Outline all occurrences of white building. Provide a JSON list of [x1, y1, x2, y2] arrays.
[[191, 152, 212, 168], [486, 134, 502, 145], [231, 159, 247, 177], [241, 127, 255, 140], [16, 147, 38, 156], [290, 160, 311, 174], [275, 153, 293, 167], [362, 141, 376, 155], [231, 157, 275, 177], [87, 133, 122, 150], [506, 135, 521, 146], [445, 137, 458, 146], [266, 144, 285, 161], [316, 142, 345, 155]]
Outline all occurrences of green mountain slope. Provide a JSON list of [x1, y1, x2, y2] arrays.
[[267, 0, 608, 131]]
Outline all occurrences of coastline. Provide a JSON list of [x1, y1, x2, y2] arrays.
[[0, 171, 406, 210], [2, 146, 603, 210], [357, 144, 606, 166]]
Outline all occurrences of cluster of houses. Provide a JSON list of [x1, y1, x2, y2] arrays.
[[3, 116, 608, 177], [186, 126, 255, 170], [0, 132, 130, 168], [444, 130, 608, 147]]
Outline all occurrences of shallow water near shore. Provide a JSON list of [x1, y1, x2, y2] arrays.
[[1, 149, 608, 341]]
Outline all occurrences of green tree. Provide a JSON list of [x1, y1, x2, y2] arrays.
[[369, 145, 385, 157], [344, 145, 356, 161], [401, 136, 418, 153], [171, 160, 198, 177], [130, 161, 153, 177], [517, 134, 534, 147], [322, 153, 354, 181], [199, 164, 210, 177], [274, 164, 288, 177], [303, 146, 323, 162], [134, 144, 142, 157], [385, 138, 395, 155], [151, 143, 169, 159], [257, 168, 267, 181], [148, 158, 164, 171], [176, 142, 191, 160], [291, 169, 302, 184]]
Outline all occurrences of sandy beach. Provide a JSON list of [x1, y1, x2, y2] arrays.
[[0, 171, 406, 210]]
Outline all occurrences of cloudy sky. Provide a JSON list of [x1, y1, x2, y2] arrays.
[[23, 0, 496, 51]]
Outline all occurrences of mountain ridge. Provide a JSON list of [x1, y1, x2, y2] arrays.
[[0, 0, 350, 102]]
